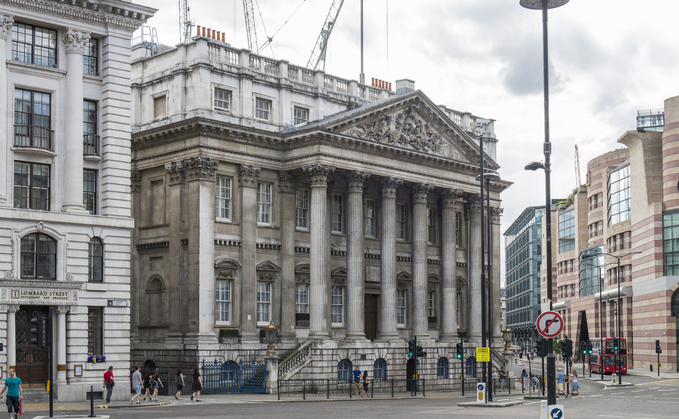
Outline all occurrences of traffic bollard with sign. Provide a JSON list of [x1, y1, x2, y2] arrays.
[[539, 400, 548, 419], [476, 382, 486, 403], [549, 404, 565, 419]]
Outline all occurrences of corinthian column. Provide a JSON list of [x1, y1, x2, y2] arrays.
[[303, 164, 335, 339], [0, 14, 14, 206], [412, 183, 432, 338], [278, 171, 296, 342], [345, 171, 370, 340], [490, 207, 503, 340], [239, 165, 260, 342], [468, 194, 483, 342], [440, 189, 461, 340], [378, 177, 402, 340], [62, 29, 90, 214], [56, 306, 69, 383]]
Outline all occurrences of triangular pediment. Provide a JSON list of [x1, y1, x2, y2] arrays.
[[323, 92, 486, 165]]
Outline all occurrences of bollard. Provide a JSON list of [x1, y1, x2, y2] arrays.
[[88, 385, 95, 417]]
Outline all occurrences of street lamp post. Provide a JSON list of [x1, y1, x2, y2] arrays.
[[520, 0, 569, 407]]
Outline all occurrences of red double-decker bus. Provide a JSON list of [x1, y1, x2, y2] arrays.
[[590, 338, 627, 374]]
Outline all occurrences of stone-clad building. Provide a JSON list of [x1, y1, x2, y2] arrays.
[[0, 0, 155, 402], [130, 32, 509, 382]]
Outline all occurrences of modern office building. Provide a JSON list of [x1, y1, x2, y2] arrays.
[[0, 0, 155, 401], [129, 29, 510, 383]]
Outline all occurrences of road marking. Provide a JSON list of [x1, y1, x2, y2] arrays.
[[657, 388, 676, 392], [631, 389, 645, 393], [599, 416, 661, 419], [610, 392, 625, 395]]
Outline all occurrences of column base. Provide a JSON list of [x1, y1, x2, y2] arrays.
[[344, 332, 367, 341], [376, 332, 399, 342], [61, 203, 90, 215], [439, 333, 460, 342], [308, 332, 330, 340]]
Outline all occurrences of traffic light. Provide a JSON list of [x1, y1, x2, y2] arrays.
[[564, 339, 573, 358], [456, 343, 463, 359], [613, 338, 619, 352], [535, 339, 543, 358], [580, 341, 586, 355], [587, 341, 593, 355], [656, 339, 662, 354], [408, 339, 416, 358], [30, 316, 46, 348], [416, 345, 426, 358]]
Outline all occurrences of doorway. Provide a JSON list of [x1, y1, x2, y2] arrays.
[[364, 294, 378, 341], [15, 306, 50, 385]]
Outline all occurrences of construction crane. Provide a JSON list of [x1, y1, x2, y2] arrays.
[[179, 0, 194, 44], [243, 0, 259, 52], [307, 0, 344, 71], [574, 144, 582, 186]]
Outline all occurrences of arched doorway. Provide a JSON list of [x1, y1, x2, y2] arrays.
[[15, 306, 50, 385]]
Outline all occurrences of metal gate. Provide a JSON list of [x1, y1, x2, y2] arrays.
[[202, 359, 268, 393]]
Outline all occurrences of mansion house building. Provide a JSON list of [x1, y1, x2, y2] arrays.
[[130, 31, 509, 382]]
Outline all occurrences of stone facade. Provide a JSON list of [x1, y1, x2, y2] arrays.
[[130, 35, 509, 382], [0, 0, 155, 402]]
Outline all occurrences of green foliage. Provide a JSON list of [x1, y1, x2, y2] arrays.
[[219, 328, 239, 338], [553, 337, 562, 355]]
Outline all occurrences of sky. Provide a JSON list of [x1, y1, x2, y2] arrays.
[[134, 0, 679, 285]]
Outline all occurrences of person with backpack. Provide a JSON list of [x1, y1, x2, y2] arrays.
[[103, 366, 114, 403], [150, 369, 163, 402], [175, 369, 185, 400]]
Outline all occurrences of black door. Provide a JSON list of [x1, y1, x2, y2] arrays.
[[364, 295, 378, 341], [15, 306, 49, 385]]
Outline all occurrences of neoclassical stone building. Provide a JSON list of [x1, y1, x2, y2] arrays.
[[0, 0, 154, 402], [130, 33, 508, 381]]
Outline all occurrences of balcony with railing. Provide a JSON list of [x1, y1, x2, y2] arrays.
[[83, 134, 100, 156], [637, 109, 664, 131], [14, 125, 54, 151]]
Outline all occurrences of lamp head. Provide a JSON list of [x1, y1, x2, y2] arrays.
[[524, 162, 545, 171], [520, 0, 569, 10], [476, 172, 501, 182]]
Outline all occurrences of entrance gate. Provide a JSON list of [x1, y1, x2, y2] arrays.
[[15, 306, 50, 385], [202, 359, 268, 393]]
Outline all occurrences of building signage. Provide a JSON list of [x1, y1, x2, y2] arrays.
[[107, 300, 128, 307], [476, 347, 490, 362], [9, 288, 72, 302]]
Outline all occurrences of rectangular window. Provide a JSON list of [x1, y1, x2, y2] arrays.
[[83, 38, 98, 75], [396, 203, 406, 240], [216, 176, 232, 220], [14, 161, 50, 210], [88, 237, 103, 282], [216, 279, 231, 322], [397, 289, 406, 326], [296, 189, 309, 229], [256, 282, 271, 324], [295, 284, 309, 313], [455, 212, 461, 247], [214, 88, 231, 111], [608, 165, 631, 226], [83, 169, 97, 214], [14, 88, 52, 150], [153, 95, 166, 119], [558, 209, 575, 253], [331, 286, 344, 325], [427, 208, 436, 244], [293, 106, 309, 125], [255, 97, 272, 121], [257, 183, 272, 224], [331, 194, 344, 233], [87, 307, 103, 356], [12, 23, 57, 67], [428, 291, 436, 318], [83, 100, 98, 155], [365, 199, 377, 237]]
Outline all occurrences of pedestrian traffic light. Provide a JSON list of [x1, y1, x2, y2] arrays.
[[655, 339, 662, 354], [30, 315, 46, 348], [416, 345, 426, 358], [456, 343, 463, 359], [408, 339, 416, 357]]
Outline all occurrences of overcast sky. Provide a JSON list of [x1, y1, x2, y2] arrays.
[[135, 0, 679, 285]]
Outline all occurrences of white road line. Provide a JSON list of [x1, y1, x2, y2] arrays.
[[657, 389, 676, 392], [630, 389, 645, 393], [610, 392, 625, 395], [649, 387, 660, 390]]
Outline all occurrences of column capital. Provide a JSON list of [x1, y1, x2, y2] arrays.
[[0, 14, 14, 40], [56, 306, 70, 315], [63, 28, 91, 55], [165, 161, 185, 185], [303, 164, 335, 187], [7, 305, 19, 313], [441, 189, 463, 208], [380, 177, 403, 199], [411, 183, 432, 204], [239, 165, 260, 187], [466, 193, 482, 212], [278, 171, 295, 193], [185, 157, 218, 182], [346, 171, 370, 193], [490, 207, 503, 224], [131, 171, 143, 193]]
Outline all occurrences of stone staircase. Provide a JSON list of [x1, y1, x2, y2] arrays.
[[278, 340, 317, 381]]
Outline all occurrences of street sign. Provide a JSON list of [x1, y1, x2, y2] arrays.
[[531, 377, 539, 387], [477, 382, 486, 403], [536, 310, 564, 338], [549, 405, 564, 419], [476, 347, 490, 362]]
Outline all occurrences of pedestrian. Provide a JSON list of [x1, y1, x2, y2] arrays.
[[151, 368, 163, 402], [175, 369, 185, 400], [566, 370, 581, 398], [520, 368, 528, 392], [352, 366, 361, 395], [191, 369, 202, 402], [499, 367, 507, 391], [103, 366, 115, 403], [360, 370, 370, 398], [491, 369, 497, 392], [131, 366, 143, 404], [556, 367, 567, 398], [0, 368, 23, 419], [143, 370, 151, 401]]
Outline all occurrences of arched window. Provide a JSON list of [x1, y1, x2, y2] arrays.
[[21, 233, 56, 280], [373, 358, 387, 381], [88, 237, 103, 282], [465, 356, 477, 377], [672, 288, 679, 317], [337, 359, 352, 382], [437, 357, 449, 379]]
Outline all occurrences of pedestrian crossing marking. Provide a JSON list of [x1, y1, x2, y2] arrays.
[[637, 379, 679, 387]]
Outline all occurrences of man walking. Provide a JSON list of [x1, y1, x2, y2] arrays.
[[556, 367, 567, 398], [0, 368, 23, 418], [103, 366, 114, 403], [352, 366, 361, 395], [131, 366, 143, 404]]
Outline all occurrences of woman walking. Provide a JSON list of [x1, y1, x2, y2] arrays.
[[151, 368, 163, 402], [191, 369, 203, 402], [360, 370, 370, 398], [175, 369, 185, 400], [566, 370, 581, 398]]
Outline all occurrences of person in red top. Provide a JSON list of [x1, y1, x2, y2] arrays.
[[103, 366, 114, 403]]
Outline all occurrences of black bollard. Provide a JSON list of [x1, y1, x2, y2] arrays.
[[88, 385, 95, 417]]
